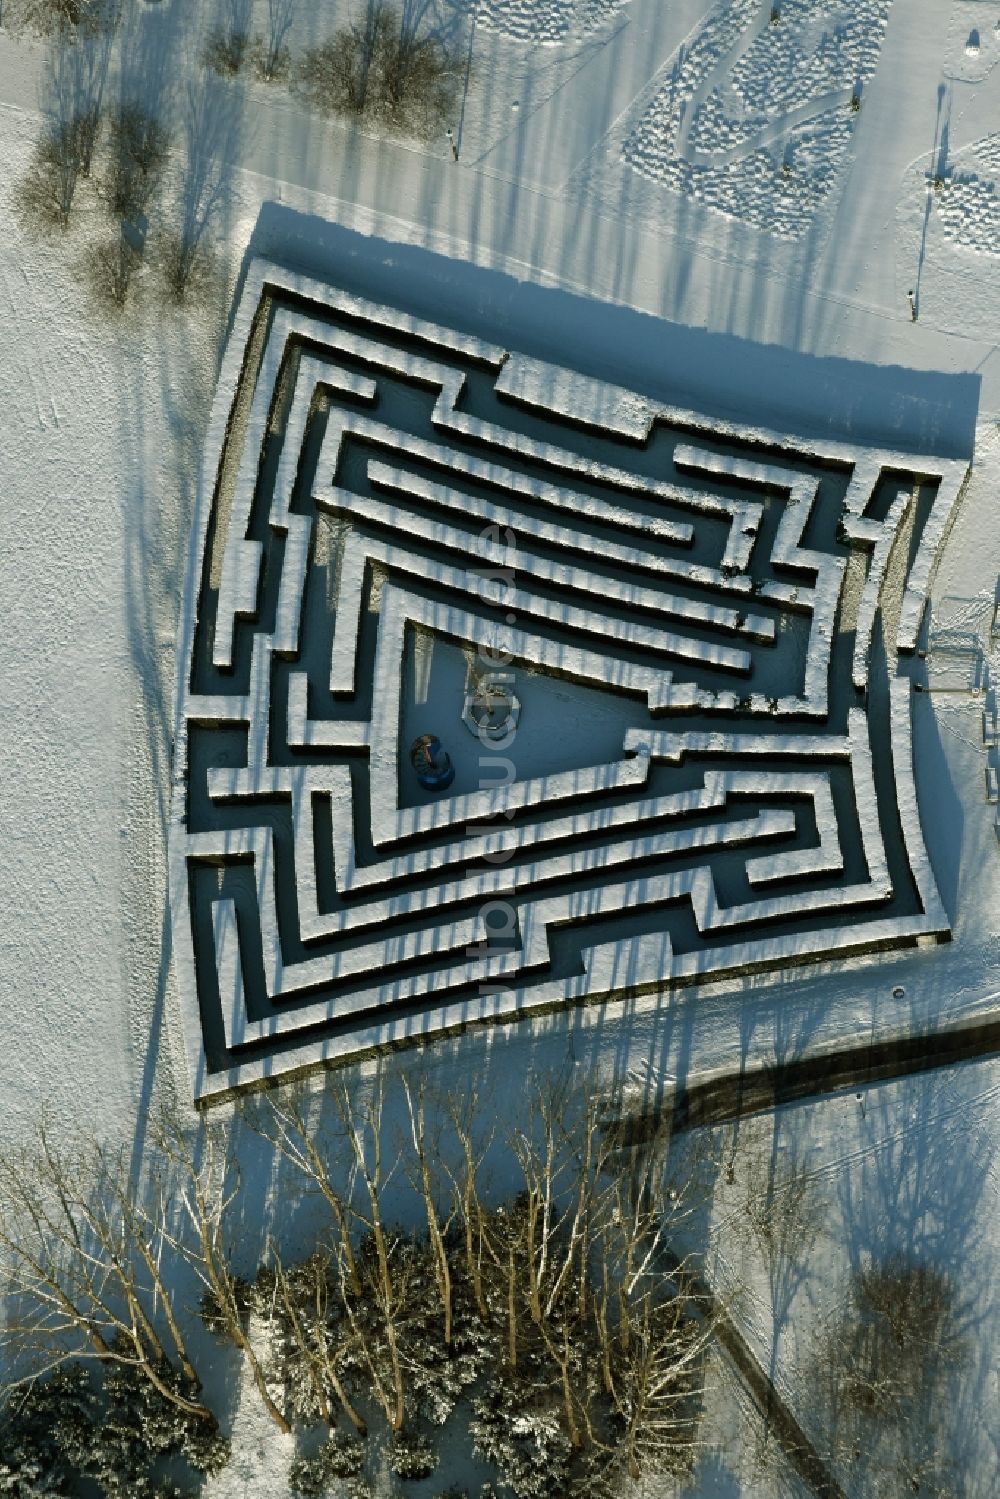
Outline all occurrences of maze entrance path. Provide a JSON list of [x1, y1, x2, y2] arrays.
[[169, 260, 968, 1101]]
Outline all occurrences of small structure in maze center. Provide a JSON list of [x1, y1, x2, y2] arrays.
[[462, 669, 521, 744], [410, 734, 455, 792]]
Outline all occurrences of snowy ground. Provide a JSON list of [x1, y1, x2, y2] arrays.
[[703, 1054, 1000, 1495], [2, 0, 1000, 1492]]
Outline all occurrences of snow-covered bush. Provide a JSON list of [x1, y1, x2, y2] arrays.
[[79, 1355, 226, 1498], [0, 1367, 97, 1497], [251, 0, 293, 81], [388, 1429, 439, 1481], [470, 1392, 572, 1499], [289, 1431, 365, 1497], [0, 1357, 227, 1499]]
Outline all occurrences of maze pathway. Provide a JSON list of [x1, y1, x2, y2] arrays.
[[168, 260, 968, 1100]]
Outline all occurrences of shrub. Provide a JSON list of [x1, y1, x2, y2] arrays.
[[289, 1431, 365, 1496], [103, 102, 170, 221], [2, 0, 117, 37], [0, 1359, 228, 1499], [295, 1, 462, 139], [18, 116, 88, 229], [250, 32, 290, 83], [388, 1429, 439, 1481], [158, 227, 215, 306], [203, 25, 248, 77], [846, 1255, 961, 1412], [84, 232, 142, 309]]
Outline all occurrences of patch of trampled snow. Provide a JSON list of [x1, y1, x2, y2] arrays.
[[472, 0, 629, 45], [620, 0, 892, 239], [936, 134, 1000, 256]]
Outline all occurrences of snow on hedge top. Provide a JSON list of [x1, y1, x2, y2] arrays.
[[167, 256, 966, 1101]]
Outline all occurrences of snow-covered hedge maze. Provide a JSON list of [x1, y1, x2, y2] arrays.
[[169, 260, 967, 1100], [622, 0, 892, 238]]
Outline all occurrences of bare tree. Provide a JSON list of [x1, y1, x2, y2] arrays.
[[244, 1084, 363, 1297], [401, 1074, 457, 1352], [844, 1256, 964, 1416], [440, 1084, 495, 1323], [732, 1120, 824, 1439], [295, 4, 391, 118], [463, 1073, 716, 1495], [156, 79, 222, 304], [329, 1076, 409, 1433], [203, 0, 252, 76], [158, 227, 215, 305], [246, 1067, 717, 1492], [741, 1137, 821, 1268], [49, 18, 112, 163], [247, 1073, 491, 1437], [377, 4, 463, 136], [103, 100, 170, 223], [18, 20, 112, 230], [84, 231, 141, 309], [488, 1075, 615, 1448], [0, 1127, 213, 1425], [295, 1, 462, 139], [151, 1110, 292, 1435], [252, 0, 294, 82], [585, 1114, 717, 1488], [266, 1246, 368, 1435], [811, 1254, 968, 1498], [19, 116, 88, 228]]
